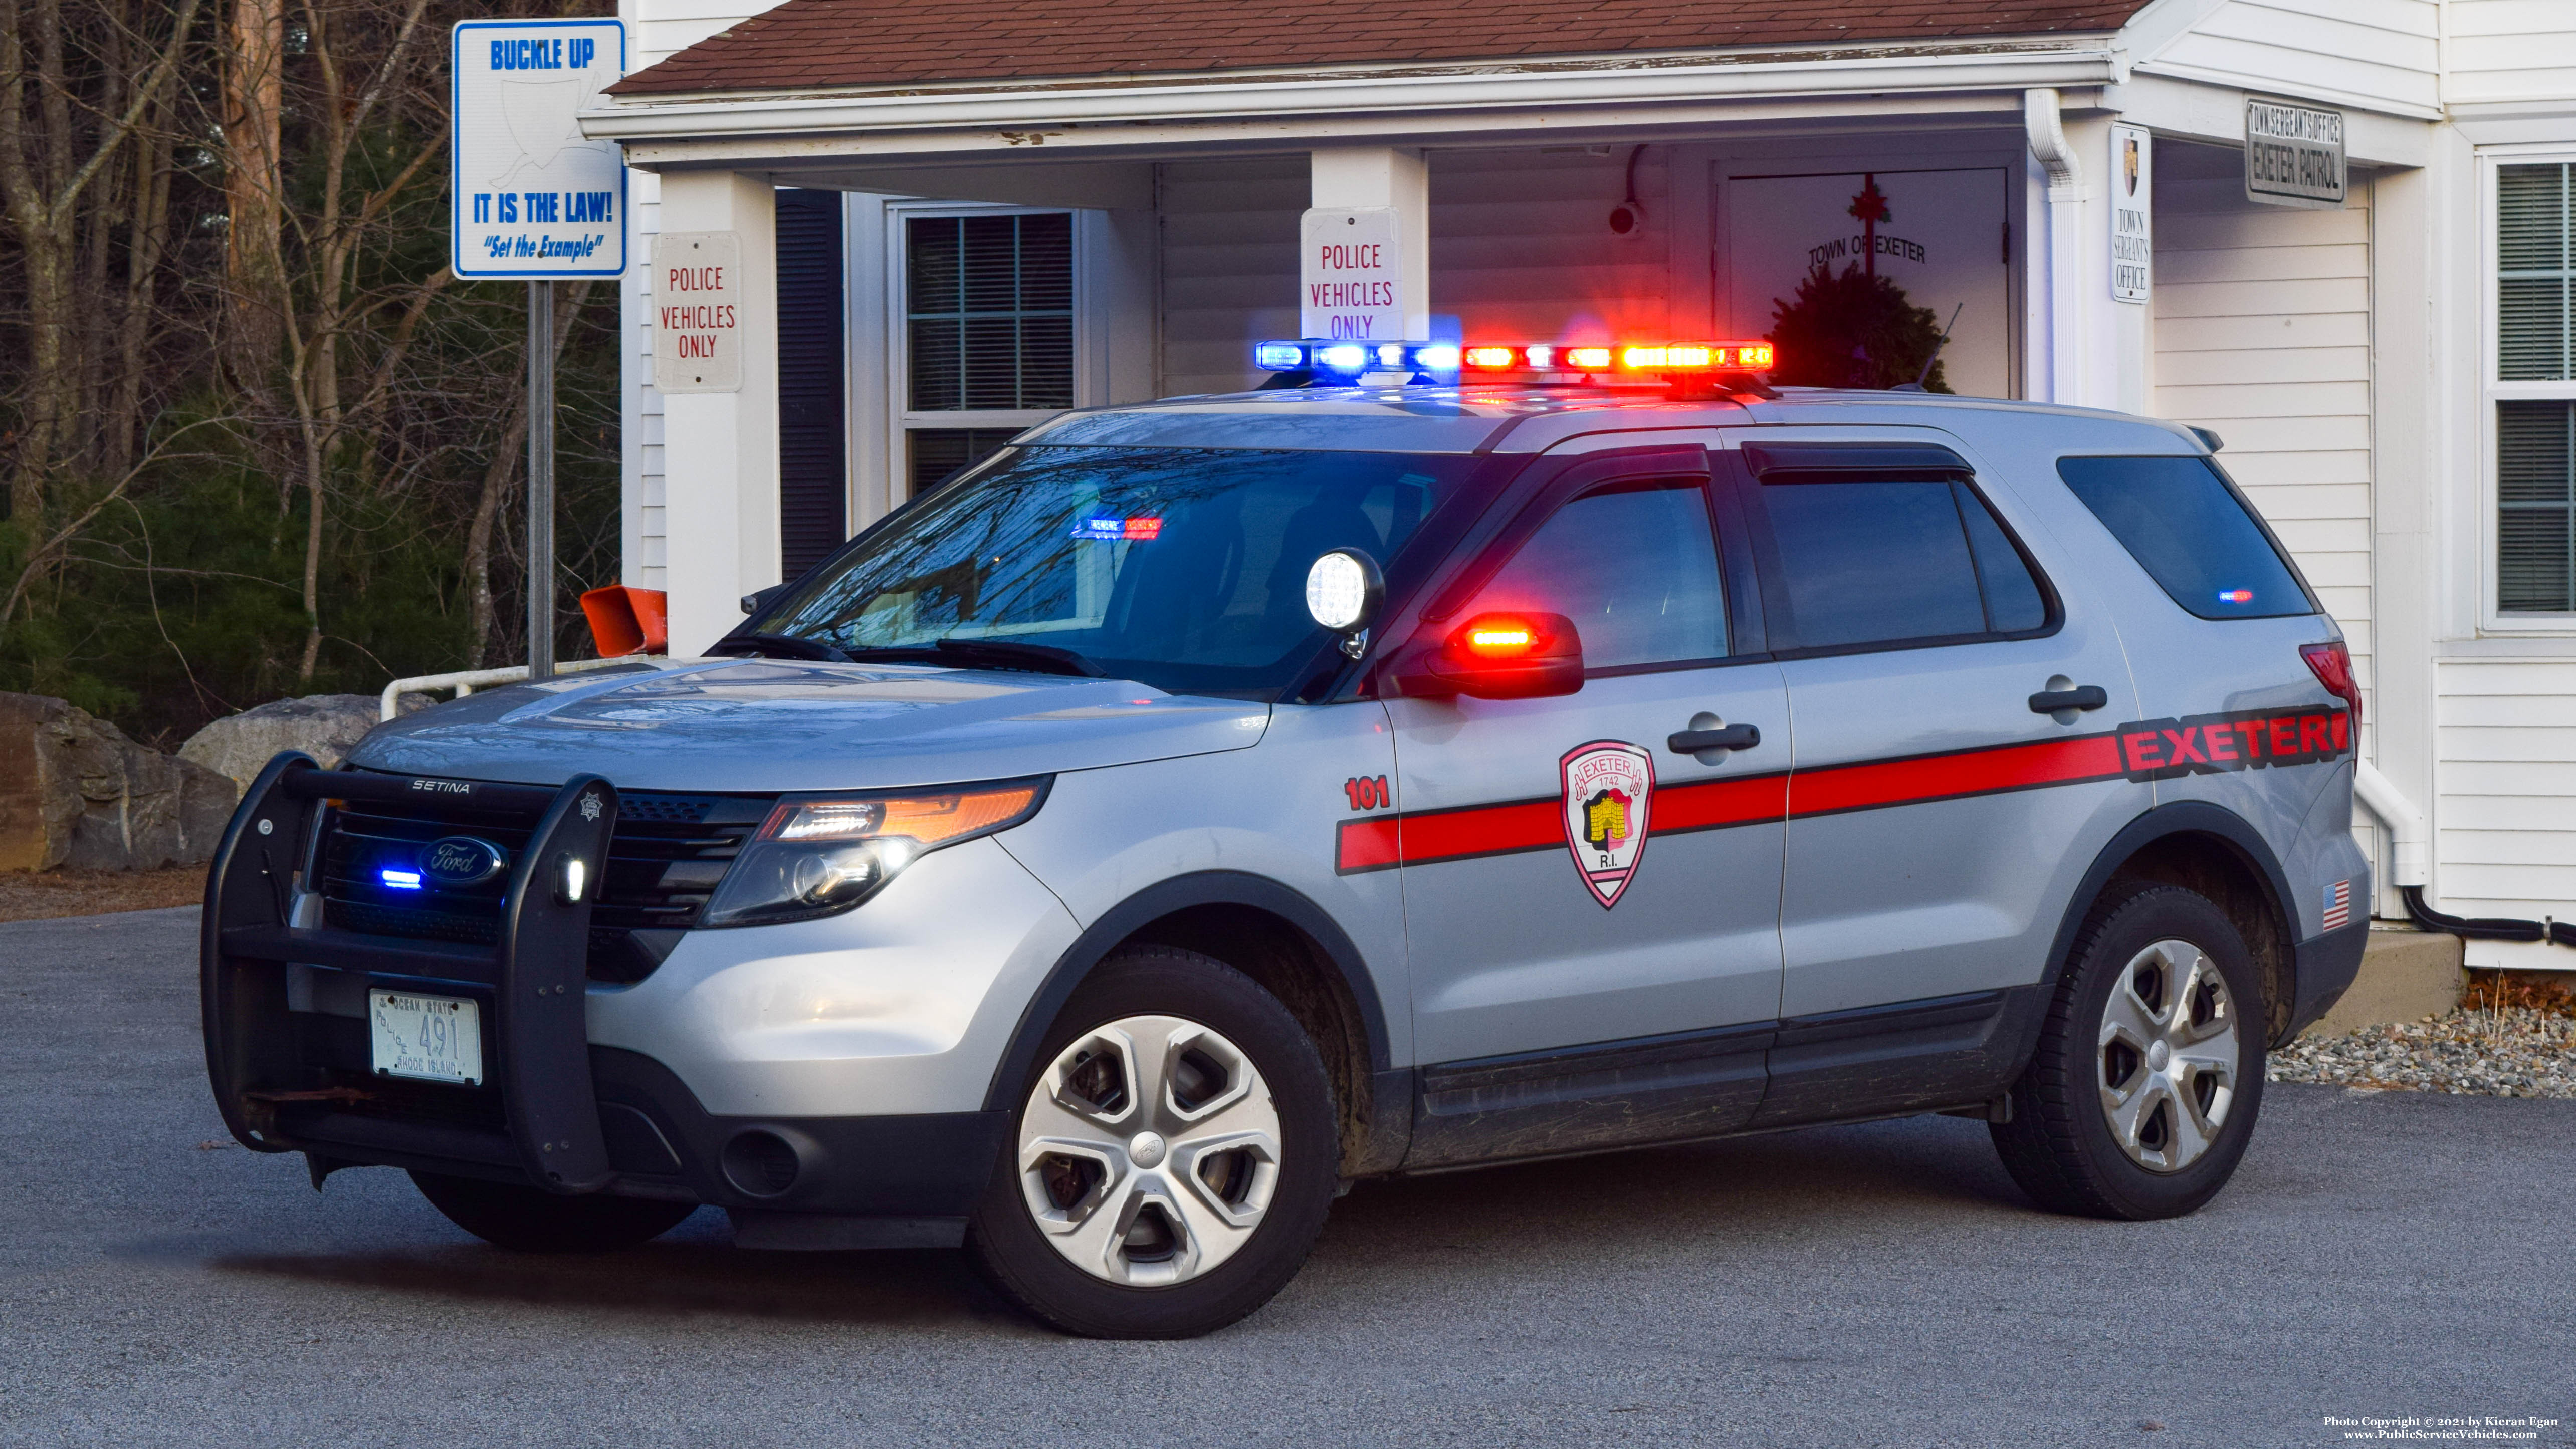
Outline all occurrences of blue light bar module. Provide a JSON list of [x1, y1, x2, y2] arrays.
[[1252, 339, 1461, 383]]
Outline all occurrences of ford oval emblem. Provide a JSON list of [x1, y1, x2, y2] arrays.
[[420, 836, 507, 888]]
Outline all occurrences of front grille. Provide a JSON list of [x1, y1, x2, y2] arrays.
[[315, 785, 769, 982]]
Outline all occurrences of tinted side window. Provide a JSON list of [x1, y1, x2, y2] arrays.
[[1469, 481, 1727, 669], [2057, 455, 2312, 619], [1757, 478, 2049, 650]]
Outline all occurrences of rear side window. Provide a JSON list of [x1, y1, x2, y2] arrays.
[[2057, 456, 2312, 619], [1755, 478, 2050, 651]]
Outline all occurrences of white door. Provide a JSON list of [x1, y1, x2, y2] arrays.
[[1720, 167, 2013, 399]]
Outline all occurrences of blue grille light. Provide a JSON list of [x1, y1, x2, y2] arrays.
[[380, 867, 424, 890], [1253, 341, 1307, 371]]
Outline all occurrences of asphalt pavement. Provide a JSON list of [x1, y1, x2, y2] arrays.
[[3, 907, 2569, 1448]]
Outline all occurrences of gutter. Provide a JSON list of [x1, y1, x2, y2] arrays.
[[2353, 760, 2576, 949], [580, 43, 2122, 145]]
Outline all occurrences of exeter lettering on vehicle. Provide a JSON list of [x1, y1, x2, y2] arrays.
[[1336, 707, 2349, 874], [2111, 705, 2350, 782]]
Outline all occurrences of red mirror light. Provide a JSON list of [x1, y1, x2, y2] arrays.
[[1391, 611, 1586, 700]]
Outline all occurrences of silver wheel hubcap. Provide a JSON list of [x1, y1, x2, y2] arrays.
[[1017, 1015, 1282, 1287], [2098, 939, 2240, 1173]]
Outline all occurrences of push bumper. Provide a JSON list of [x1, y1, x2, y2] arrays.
[[200, 753, 1002, 1228]]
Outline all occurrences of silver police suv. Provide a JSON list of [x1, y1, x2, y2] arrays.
[[202, 369, 2370, 1338]]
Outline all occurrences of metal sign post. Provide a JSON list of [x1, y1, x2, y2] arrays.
[[526, 279, 555, 678], [450, 18, 627, 680]]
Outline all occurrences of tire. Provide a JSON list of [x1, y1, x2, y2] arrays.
[[967, 945, 1339, 1338], [410, 1171, 697, 1253], [1990, 882, 2268, 1220]]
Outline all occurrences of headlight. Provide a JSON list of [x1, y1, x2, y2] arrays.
[[699, 778, 1049, 928]]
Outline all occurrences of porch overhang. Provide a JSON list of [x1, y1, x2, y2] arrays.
[[580, 37, 2129, 172]]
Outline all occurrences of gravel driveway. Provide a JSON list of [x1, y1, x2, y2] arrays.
[[4, 908, 2569, 1448]]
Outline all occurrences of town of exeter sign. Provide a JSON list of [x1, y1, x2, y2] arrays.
[[2244, 98, 2345, 210]]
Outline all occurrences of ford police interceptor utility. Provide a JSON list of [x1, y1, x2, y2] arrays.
[[200, 338, 2370, 1338]]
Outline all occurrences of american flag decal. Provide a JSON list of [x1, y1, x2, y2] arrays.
[[2322, 879, 2351, 931]]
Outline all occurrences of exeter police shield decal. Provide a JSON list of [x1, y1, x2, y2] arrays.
[[1559, 740, 1654, 908]]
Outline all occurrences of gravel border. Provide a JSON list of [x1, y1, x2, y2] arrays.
[[2271, 1006, 2576, 1098]]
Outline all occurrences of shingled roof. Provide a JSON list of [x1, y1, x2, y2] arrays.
[[607, 0, 2152, 98]]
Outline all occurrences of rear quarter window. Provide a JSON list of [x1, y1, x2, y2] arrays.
[[2057, 455, 2313, 620]]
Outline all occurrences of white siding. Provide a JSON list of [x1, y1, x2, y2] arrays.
[[1158, 158, 1305, 398], [617, 0, 796, 590], [1429, 147, 1673, 344], [1157, 147, 1676, 396], [2446, 0, 2576, 110], [2436, 658, 2576, 964], [2139, 0, 2441, 114], [2151, 148, 2377, 725]]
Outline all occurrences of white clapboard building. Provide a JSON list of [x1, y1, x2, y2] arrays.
[[578, 0, 2576, 961]]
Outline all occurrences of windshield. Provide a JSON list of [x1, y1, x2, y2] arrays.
[[759, 445, 1479, 698]]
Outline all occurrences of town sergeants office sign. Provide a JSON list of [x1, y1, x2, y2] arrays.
[[2244, 98, 2346, 210]]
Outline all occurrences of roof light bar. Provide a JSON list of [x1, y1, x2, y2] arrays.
[[1251, 338, 1778, 389], [1250, 339, 1463, 377]]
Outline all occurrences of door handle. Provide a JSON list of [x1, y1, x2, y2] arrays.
[[1668, 723, 1761, 754], [2028, 685, 2109, 714]]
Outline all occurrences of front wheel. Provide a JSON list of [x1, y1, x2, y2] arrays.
[[967, 946, 1339, 1338], [1990, 883, 2267, 1220]]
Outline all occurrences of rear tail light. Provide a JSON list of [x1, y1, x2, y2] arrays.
[[2300, 641, 2362, 732]]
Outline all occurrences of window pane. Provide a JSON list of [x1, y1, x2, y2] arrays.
[[2499, 400, 2576, 613], [1759, 480, 1986, 649], [2058, 456, 2311, 619], [1956, 481, 2049, 633], [1470, 484, 1726, 669], [906, 213, 1075, 411], [2499, 164, 2572, 383], [907, 429, 1020, 498]]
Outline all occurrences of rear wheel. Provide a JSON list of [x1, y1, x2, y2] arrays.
[[1990, 883, 2266, 1220], [967, 945, 1338, 1338], [410, 1171, 697, 1253]]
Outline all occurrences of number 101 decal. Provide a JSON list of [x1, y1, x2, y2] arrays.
[[1343, 775, 1391, 811]]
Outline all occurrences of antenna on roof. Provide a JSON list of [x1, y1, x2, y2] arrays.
[[1891, 303, 1964, 393]]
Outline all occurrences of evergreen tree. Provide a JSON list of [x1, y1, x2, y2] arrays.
[[1766, 264, 1953, 393]]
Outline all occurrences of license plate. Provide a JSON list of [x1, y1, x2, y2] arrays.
[[368, 989, 485, 1086]]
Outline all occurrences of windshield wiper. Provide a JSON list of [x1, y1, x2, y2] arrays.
[[836, 638, 1103, 677], [706, 633, 851, 662]]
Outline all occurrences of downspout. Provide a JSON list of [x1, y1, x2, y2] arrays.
[[2024, 88, 2085, 406], [2353, 760, 2576, 946]]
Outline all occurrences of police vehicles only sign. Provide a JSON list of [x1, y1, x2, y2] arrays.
[[451, 19, 627, 279]]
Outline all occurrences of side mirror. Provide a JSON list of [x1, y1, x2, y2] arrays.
[[1391, 611, 1585, 700], [1306, 549, 1385, 659]]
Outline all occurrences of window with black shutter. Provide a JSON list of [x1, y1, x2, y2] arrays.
[[775, 189, 847, 579], [2497, 163, 2576, 615]]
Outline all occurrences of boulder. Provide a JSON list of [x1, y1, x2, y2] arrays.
[[178, 691, 430, 794], [0, 692, 240, 872]]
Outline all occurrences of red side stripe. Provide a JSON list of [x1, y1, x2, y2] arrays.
[[1788, 734, 2124, 818], [1398, 799, 1560, 863], [1657, 772, 1790, 832], [1336, 732, 2131, 874], [1335, 817, 1402, 872]]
